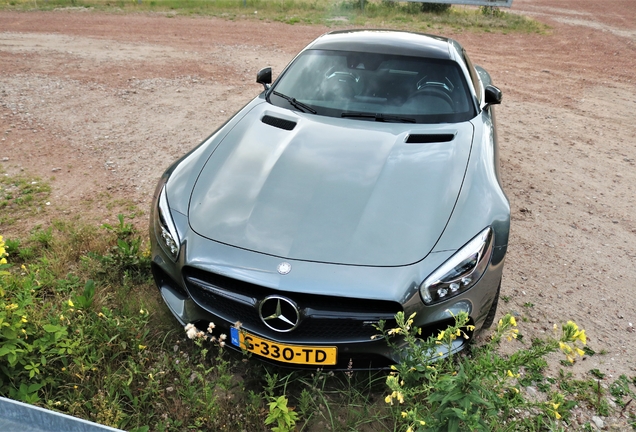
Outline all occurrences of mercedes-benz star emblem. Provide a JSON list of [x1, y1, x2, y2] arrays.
[[259, 296, 300, 332], [277, 262, 292, 275]]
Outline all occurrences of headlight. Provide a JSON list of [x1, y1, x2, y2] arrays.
[[420, 227, 494, 305], [155, 185, 180, 261]]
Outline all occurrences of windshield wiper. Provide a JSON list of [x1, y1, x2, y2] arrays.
[[271, 91, 317, 114], [341, 112, 416, 123]]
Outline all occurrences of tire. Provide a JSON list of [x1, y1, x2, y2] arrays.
[[481, 283, 501, 329]]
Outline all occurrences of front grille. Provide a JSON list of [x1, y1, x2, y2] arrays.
[[183, 267, 401, 343]]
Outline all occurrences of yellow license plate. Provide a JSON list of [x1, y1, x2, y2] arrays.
[[230, 328, 337, 365]]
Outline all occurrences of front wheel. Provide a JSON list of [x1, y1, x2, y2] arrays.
[[481, 283, 501, 329]]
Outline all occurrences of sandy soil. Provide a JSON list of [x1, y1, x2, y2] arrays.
[[1, 2, 635, 427]]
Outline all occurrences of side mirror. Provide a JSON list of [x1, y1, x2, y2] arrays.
[[256, 67, 272, 90], [484, 85, 502, 106]]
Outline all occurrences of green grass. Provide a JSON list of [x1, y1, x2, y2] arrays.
[[0, 170, 51, 226], [1, 0, 547, 33], [1, 171, 635, 431]]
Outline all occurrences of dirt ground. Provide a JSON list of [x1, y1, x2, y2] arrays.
[[1, 1, 635, 427]]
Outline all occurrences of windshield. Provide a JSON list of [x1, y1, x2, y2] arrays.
[[269, 49, 477, 124]]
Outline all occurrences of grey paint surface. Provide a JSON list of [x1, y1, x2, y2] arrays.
[[189, 103, 474, 266]]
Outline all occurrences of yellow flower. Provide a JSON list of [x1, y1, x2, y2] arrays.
[[509, 316, 517, 326], [386, 375, 399, 386], [0, 236, 6, 260], [401, 411, 408, 418], [385, 395, 392, 404], [61, 367, 66, 371], [559, 342, 570, 353], [507, 370, 514, 378], [419, 421, 426, 426], [437, 331, 445, 341], [68, 299, 74, 307], [577, 329, 587, 344], [406, 427, 413, 432], [138, 345, 146, 350]]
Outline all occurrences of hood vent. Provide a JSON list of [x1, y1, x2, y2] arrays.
[[262, 115, 297, 131], [406, 133, 455, 144]]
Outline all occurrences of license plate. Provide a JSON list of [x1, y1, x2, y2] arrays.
[[230, 327, 337, 365]]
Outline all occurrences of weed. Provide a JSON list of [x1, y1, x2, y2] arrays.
[[265, 395, 299, 432], [375, 311, 598, 430], [0, 173, 50, 227], [480, 5, 503, 17], [2, 215, 635, 430], [589, 368, 605, 379], [86, 214, 151, 284], [1, 0, 547, 33], [609, 375, 636, 409]]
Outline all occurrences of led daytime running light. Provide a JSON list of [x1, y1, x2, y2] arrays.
[[157, 186, 180, 261], [420, 227, 493, 305]]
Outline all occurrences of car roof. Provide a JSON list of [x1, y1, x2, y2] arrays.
[[305, 29, 460, 60]]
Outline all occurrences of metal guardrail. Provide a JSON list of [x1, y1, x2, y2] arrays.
[[402, 0, 513, 7], [0, 397, 125, 432]]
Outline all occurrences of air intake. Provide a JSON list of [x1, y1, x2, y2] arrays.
[[405, 134, 455, 144], [261, 115, 297, 131]]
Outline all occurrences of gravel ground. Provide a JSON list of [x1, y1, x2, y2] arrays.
[[1, 2, 635, 428]]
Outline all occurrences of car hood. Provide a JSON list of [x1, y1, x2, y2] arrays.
[[189, 104, 474, 266]]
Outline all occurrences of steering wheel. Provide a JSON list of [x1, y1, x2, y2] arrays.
[[325, 68, 359, 84], [409, 85, 454, 107], [323, 68, 359, 99]]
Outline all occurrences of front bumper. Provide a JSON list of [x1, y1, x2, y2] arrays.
[[150, 228, 505, 369]]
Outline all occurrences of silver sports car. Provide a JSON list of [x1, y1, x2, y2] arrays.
[[150, 30, 509, 369]]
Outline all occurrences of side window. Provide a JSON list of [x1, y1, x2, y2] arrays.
[[462, 49, 482, 106]]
